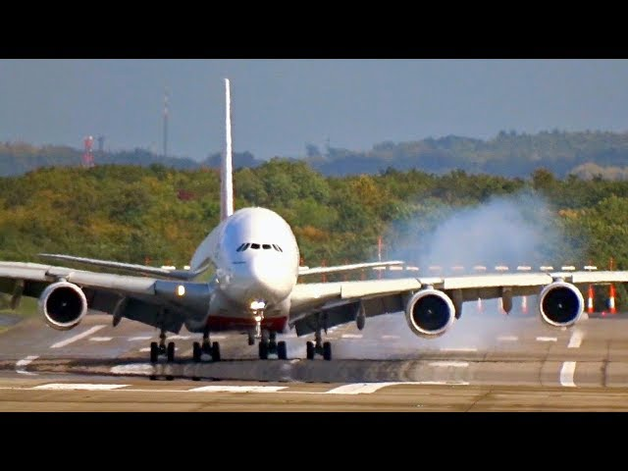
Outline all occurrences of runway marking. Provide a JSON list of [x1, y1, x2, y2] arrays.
[[438, 347, 478, 352], [128, 336, 152, 342], [568, 330, 584, 349], [560, 361, 577, 387], [50, 325, 106, 349], [341, 334, 363, 339], [428, 361, 469, 368], [536, 336, 558, 342], [167, 335, 191, 340], [497, 335, 518, 342], [33, 383, 129, 391], [382, 335, 400, 340], [89, 337, 112, 342], [15, 355, 39, 376], [189, 385, 287, 393], [325, 381, 470, 395]]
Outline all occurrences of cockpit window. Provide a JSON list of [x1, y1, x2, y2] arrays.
[[251, 243, 260, 249], [236, 243, 250, 252], [262, 244, 271, 250], [272, 244, 283, 252]]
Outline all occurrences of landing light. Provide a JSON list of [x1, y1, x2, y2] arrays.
[[250, 300, 266, 310], [177, 285, 186, 297]]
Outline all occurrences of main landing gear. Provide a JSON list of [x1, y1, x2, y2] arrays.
[[257, 330, 288, 360], [150, 329, 175, 363], [192, 328, 221, 362], [306, 328, 332, 361]]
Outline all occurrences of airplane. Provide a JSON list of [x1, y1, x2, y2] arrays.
[[2, 78, 628, 365]]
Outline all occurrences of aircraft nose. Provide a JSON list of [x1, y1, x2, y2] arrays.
[[248, 258, 292, 300]]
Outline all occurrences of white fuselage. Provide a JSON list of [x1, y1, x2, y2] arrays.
[[187, 207, 299, 332]]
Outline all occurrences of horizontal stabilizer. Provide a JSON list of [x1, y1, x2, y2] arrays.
[[298, 260, 405, 277], [38, 253, 208, 281]]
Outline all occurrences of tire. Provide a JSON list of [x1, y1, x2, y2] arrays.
[[277, 341, 287, 360], [259, 341, 269, 360], [167, 342, 175, 362], [193, 342, 202, 362], [323, 342, 332, 361], [306, 341, 315, 360], [150, 342, 159, 363], [211, 342, 221, 362]]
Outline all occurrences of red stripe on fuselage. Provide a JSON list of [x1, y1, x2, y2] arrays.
[[206, 316, 287, 332]]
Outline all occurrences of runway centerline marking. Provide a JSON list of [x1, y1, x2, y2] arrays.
[[33, 383, 129, 391], [497, 335, 518, 342], [382, 335, 400, 340], [128, 336, 153, 342], [15, 355, 39, 376], [429, 361, 469, 368], [50, 325, 106, 349], [167, 335, 191, 340], [560, 361, 577, 387], [341, 334, 363, 339], [89, 337, 112, 342], [568, 330, 584, 349], [536, 336, 558, 342], [326, 381, 470, 395]]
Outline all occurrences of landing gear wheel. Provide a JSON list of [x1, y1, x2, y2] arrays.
[[167, 342, 176, 362], [193, 342, 202, 362], [306, 341, 315, 360], [259, 341, 269, 360], [248, 334, 255, 346], [323, 342, 332, 361], [211, 342, 221, 362], [150, 342, 159, 363], [277, 341, 287, 360]]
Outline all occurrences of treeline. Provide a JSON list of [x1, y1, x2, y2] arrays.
[[4, 129, 628, 179], [1, 161, 628, 307]]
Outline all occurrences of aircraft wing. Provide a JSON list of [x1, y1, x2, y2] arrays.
[[38, 253, 208, 280], [0, 262, 212, 333], [288, 270, 628, 335], [298, 260, 405, 277]]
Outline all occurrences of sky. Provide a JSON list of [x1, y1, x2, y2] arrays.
[[1, 59, 628, 161]]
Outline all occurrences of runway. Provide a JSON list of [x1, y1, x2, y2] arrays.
[[2, 309, 628, 410]]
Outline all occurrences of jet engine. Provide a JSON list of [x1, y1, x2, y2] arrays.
[[405, 288, 456, 338], [38, 281, 88, 330], [538, 281, 584, 327]]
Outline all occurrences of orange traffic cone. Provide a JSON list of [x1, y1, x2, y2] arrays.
[[587, 284, 594, 314], [609, 284, 617, 315]]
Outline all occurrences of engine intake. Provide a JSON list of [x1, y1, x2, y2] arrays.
[[405, 288, 456, 338], [38, 281, 88, 331], [538, 281, 584, 327]]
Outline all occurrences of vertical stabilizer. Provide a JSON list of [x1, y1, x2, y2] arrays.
[[221, 78, 234, 221]]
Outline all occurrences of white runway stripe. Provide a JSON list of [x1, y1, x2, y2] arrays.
[[382, 335, 400, 340], [167, 335, 191, 340], [560, 361, 577, 387], [325, 381, 470, 395], [128, 336, 152, 342], [50, 325, 106, 349], [189, 385, 287, 393], [33, 383, 129, 391], [497, 335, 518, 342], [536, 336, 558, 342], [89, 337, 112, 342], [568, 330, 584, 349], [16, 355, 39, 376], [341, 334, 363, 339]]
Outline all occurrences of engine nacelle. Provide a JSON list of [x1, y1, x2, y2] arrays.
[[405, 288, 456, 338], [538, 281, 584, 327], [38, 281, 88, 331]]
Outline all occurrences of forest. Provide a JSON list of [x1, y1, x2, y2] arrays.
[[1, 158, 628, 309]]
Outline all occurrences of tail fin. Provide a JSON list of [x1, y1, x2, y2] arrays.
[[220, 78, 234, 221]]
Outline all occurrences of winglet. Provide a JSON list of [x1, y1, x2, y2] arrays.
[[221, 78, 234, 221]]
